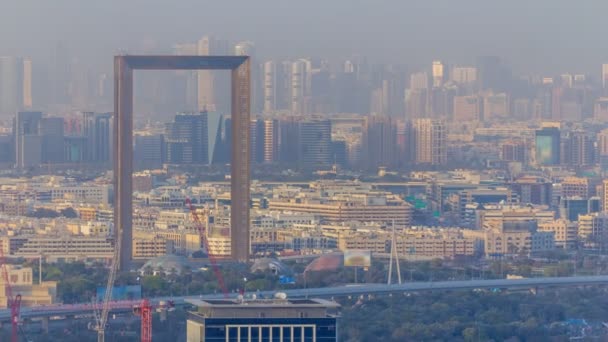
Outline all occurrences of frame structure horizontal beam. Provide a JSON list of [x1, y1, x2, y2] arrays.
[[119, 55, 248, 70]]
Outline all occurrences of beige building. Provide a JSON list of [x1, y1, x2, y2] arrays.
[[268, 195, 412, 226], [0, 266, 57, 307], [538, 219, 578, 250], [4, 236, 114, 262], [133, 237, 173, 260], [414, 119, 447, 165], [337, 228, 479, 259], [561, 177, 589, 198], [484, 221, 555, 257]]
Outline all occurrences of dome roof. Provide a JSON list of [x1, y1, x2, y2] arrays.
[[250, 258, 292, 275], [140, 254, 189, 275]]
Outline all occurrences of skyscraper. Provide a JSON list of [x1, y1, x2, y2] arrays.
[[134, 134, 165, 170], [22, 58, 32, 109], [82, 112, 112, 164], [291, 59, 311, 114], [0, 57, 26, 117], [39, 117, 65, 164], [263, 119, 278, 163], [432, 60, 445, 87], [165, 113, 205, 164], [602, 64, 608, 90], [535, 126, 561, 166], [361, 116, 397, 170], [298, 119, 331, 170], [14, 111, 42, 168], [263, 61, 277, 113], [414, 119, 447, 165], [197, 36, 229, 112]]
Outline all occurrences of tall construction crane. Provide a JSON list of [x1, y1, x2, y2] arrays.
[[97, 223, 121, 342], [185, 198, 229, 297], [0, 243, 22, 342], [133, 299, 174, 342]]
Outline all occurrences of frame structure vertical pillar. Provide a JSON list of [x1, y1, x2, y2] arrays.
[[231, 59, 251, 262], [114, 56, 134, 271]]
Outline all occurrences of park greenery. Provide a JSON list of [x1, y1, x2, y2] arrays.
[[338, 287, 608, 341], [7, 253, 608, 340]]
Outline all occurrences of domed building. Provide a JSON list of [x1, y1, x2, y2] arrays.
[[139, 254, 190, 276], [250, 258, 292, 275]]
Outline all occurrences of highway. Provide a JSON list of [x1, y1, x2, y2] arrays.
[[2, 275, 608, 322]]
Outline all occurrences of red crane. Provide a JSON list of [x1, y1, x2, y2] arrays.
[[133, 299, 152, 342], [0, 243, 21, 342], [185, 198, 229, 297], [132, 298, 174, 342]]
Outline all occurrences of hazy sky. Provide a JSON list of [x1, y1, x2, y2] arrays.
[[2, 0, 608, 74]]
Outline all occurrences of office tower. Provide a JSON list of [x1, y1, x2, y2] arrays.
[[535, 126, 561, 166], [453, 95, 481, 121], [361, 116, 397, 170], [39, 117, 64, 164], [263, 119, 278, 163], [291, 59, 311, 114], [483, 92, 509, 121], [405, 89, 428, 119], [560, 197, 599, 221], [477, 56, 509, 91], [165, 113, 206, 164], [298, 119, 331, 170], [594, 98, 608, 121], [263, 61, 277, 113], [14, 111, 42, 168], [512, 98, 532, 121], [510, 176, 552, 205], [396, 120, 415, 167], [197, 36, 229, 112], [501, 140, 526, 163], [173, 43, 199, 111], [432, 60, 445, 87], [371, 78, 406, 117], [278, 117, 300, 164], [451, 67, 477, 84], [22, 58, 32, 109], [310, 61, 332, 114], [51, 42, 70, 106], [134, 134, 165, 170], [330, 140, 348, 168], [429, 86, 455, 118], [186, 298, 339, 342], [250, 119, 265, 163], [602, 179, 608, 212], [64, 136, 87, 162], [0, 57, 25, 117], [409, 72, 429, 90], [567, 131, 594, 167], [205, 111, 224, 164], [414, 119, 447, 165], [82, 112, 112, 164], [597, 129, 608, 171], [603, 64, 608, 90]]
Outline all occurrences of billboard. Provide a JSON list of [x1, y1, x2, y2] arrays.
[[344, 250, 371, 267], [96, 285, 142, 302]]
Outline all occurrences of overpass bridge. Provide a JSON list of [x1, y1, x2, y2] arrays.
[[2, 275, 608, 322]]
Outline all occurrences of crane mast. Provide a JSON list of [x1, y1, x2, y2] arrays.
[[186, 198, 229, 297]]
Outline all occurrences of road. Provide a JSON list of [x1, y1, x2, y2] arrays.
[[3, 275, 608, 322]]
